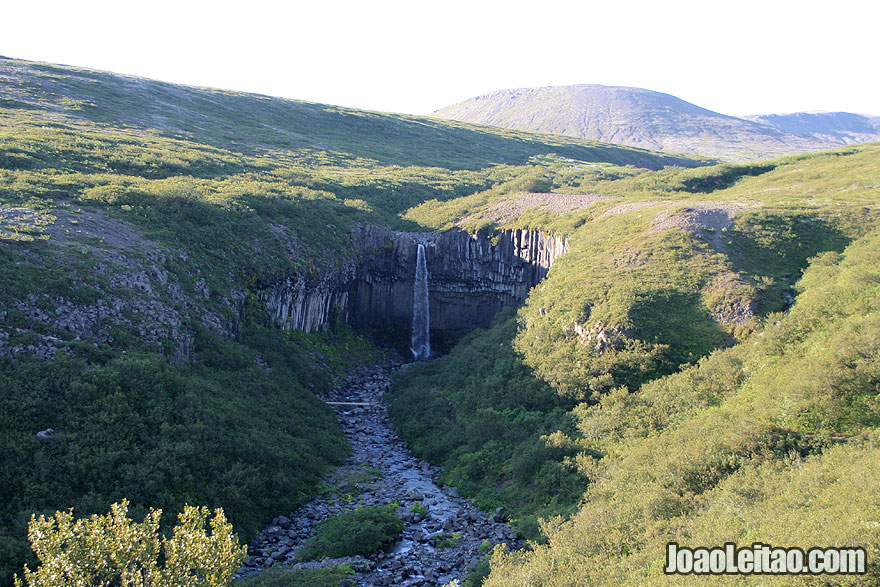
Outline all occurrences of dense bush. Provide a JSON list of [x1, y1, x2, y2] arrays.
[[0, 328, 358, 586], [295, 504, 403, 561], [14, 501, 245, 587]]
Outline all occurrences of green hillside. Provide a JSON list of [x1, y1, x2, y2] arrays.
[[2, 55, 878, 587], [1, 58, 699, 171], [390, 144, 880, 585], [486, 225, 880, 585]]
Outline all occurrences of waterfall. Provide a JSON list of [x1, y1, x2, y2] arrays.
[[411, 243, 431, 360]]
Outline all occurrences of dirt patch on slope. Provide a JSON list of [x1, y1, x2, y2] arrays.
[[597, 200, 665, 218], [651, 201, 748, 253], [44, 204, 161, 255], [460, 192, 614, 226]]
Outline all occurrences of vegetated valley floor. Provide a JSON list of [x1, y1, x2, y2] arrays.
[[2, 56, 880, 587]]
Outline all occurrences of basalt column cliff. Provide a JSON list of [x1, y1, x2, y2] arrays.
[[260, 225, 568, 351]]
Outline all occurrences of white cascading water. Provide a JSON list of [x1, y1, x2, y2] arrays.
[[410, 243, 431, 360]]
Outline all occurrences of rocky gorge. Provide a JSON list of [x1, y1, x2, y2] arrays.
[[0, 205, 567, 586], [234, 225, 569, 585], [236, 360, 521, 586]]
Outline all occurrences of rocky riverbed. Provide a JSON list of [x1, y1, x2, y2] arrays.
[[235, 360, 520, 586]]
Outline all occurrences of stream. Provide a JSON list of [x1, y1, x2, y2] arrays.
[[235, 359, 520, 586]]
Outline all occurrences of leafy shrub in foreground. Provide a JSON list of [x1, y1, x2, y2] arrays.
[[295, 504, 403, 561], [14, 500, 245, 587]]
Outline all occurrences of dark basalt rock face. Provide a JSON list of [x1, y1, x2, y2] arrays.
[[259, 225, 568, 350]]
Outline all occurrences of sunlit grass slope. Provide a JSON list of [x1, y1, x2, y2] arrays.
[[390, 144, 880, 585], [486, 226, 880, 586]]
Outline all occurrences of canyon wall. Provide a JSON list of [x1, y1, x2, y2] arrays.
[[259, 225, 568, 349]]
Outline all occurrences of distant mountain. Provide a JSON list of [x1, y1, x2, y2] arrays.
[[433, 85, 880, 161], [742, 111, 880, 145]]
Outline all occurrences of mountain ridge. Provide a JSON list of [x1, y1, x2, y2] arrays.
[[742, 110, 880, 144], [433, 83, 880, 161]]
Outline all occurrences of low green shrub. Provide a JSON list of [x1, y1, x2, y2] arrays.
[[433, 532, 461, 549], [242, 565, 354, 587], [295, 504, 403, 561]]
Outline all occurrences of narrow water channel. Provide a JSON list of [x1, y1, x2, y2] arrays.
[[237, 360, 519, 586]]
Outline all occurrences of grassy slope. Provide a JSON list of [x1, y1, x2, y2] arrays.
[[388, 145, 880, 584], [0, 57, 704, 269], [0, 58, 701, 171], [487, 227, 880, 586]]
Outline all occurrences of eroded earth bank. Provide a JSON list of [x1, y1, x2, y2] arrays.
[[236, 359, 520, 586]]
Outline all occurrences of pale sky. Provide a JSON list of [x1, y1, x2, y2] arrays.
[[3, 0, 878, 117]]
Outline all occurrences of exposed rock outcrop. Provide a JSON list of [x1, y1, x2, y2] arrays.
[[259, 225, 569, 350], [0, 206, 241, 362], [571, 321, 630, 353], [260, 266, 356, 332]]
